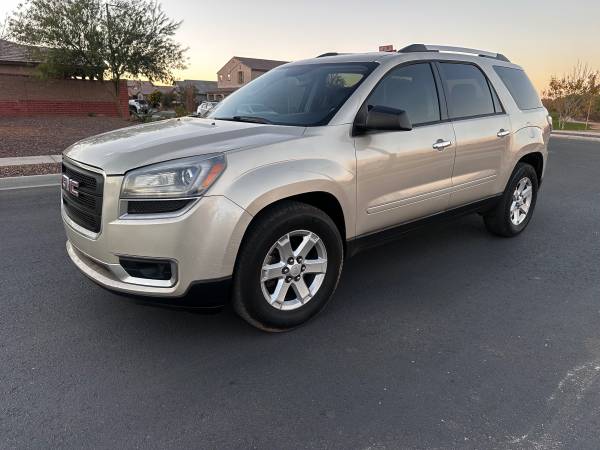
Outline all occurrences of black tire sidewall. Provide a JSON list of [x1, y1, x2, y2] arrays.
[[235, 205, 343, 330], [502, 164, 539, 235]]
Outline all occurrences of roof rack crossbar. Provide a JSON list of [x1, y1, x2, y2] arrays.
[[317, 52, 340, 58], [398, 44, 510, 62]]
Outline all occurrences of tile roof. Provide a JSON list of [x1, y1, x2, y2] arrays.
[[127, 80, 174, 97], [0, 39, 47, 64], [233, 56, 288, 71], [175, 79, 218, 94]]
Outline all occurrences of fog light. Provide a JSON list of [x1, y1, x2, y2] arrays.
[[119, 257, 173, 281]]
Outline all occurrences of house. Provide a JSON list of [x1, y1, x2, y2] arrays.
[[0, 39, 46, 76], [174, 79, 218, 104], [127, 80, 175, 100], [207, 56, 288, 101]]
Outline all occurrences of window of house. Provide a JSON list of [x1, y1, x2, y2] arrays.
[[438, 63, 495, 119], [227, 73, 231, 81], [219, 74, 223, 82], [366, 63, 441, 125], [238, 71, 244, 84]]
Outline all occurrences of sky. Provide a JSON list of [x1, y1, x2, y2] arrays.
[[2, 0, 599, 93]]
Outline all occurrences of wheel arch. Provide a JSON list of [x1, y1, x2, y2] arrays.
[[229, 190, 348, 275], [517, 151, 544, 185], [250, 191, 347, 242]]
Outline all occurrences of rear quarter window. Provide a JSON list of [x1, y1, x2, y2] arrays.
[[493, 66, 542, 110]]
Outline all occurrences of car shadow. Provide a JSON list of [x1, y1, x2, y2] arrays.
[[85, 211, 522, 341]]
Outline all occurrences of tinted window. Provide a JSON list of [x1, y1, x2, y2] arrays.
[[367, 63, 440, 125], [493, 66, 542, 110], [439, 63, 495, 119], [209, 62, 377, 126]]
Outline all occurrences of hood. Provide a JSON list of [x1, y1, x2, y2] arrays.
[[64, 117, 306, 174]]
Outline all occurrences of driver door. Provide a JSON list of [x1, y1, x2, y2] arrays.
[[354, 62, 456, 236]]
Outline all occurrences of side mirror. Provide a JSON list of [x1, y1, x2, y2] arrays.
[[358, 105, 412, 132]]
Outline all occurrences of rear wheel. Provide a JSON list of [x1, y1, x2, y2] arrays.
[[483, 162, 538, 237], [232, 201, 343, 332]]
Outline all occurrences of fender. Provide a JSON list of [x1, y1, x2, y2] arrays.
[[221, 158, 356, 239], [497, 126, 547, 191]]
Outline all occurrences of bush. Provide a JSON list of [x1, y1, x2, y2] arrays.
[[162, 92, 174, 108], [147, 90, 163, 108], [174, 105, 188, 117]]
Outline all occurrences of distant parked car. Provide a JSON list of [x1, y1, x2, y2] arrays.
[[197, 101, 219, 117], [129, 99, 149, 115]]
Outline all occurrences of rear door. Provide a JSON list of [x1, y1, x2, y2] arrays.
[[437, 62, 511, 207]]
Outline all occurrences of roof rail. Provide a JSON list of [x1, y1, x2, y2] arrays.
[[317, 52, 340, 58], [398, 44, 510, 62]]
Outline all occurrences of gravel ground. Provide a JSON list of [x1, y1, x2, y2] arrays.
[[0, 163, 61, 178], [0, 116, 133, 158]]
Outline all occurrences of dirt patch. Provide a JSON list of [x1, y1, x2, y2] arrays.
[[0, 116, 133, 158], [0, 163, 61, 178]]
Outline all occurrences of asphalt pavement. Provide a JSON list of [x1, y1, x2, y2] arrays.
[[1, 137, 600, 449]]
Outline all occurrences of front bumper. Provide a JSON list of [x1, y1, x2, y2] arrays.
[[63, 172, 252, 300]]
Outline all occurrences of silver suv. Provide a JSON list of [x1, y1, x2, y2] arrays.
[[62, 44, 550, 331]]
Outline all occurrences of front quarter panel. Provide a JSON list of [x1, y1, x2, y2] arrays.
[[210, 126, 357, 239]]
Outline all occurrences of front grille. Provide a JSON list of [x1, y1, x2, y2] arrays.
[[62, 160, 104, 233]]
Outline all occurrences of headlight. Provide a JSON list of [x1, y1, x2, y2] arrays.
[[121, 154, 226, 199]]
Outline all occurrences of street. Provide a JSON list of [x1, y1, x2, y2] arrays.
[[1, 137, 599, 449]]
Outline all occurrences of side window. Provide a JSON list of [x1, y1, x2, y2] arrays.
[[438, 63, 495, 119], [367, 63, 440, 126], [493, 66, 542, 110]]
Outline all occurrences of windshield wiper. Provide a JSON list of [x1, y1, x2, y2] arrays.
[[215, 115, 273, 124]]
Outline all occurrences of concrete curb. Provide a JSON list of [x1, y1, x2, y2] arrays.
[[552, 131, 600, 139], [0, 174, 61, 191], [551, 133, 600, 142], [0, 154, 62, 167]]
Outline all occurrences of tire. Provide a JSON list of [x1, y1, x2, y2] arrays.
[[232, 201, 344, 332], [483, 162, 539, 237]]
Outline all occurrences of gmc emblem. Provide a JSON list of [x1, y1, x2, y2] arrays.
[[62, 174, 80, 197]]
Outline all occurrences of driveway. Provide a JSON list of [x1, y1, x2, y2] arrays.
[[1, 137, 599, 449]]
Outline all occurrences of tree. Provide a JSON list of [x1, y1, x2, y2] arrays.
[[0, 14, 9, 39], [182, 83, 198, 112], [8, 0, 186, 98], [583, 73, 599, 129], [147, 90, 163, 109], [543, 62, 598, 129]]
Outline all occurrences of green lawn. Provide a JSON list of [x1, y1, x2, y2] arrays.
[[550, 113, 591, 131]]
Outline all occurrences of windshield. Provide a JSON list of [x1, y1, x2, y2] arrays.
[[208, 62, 378, 126]]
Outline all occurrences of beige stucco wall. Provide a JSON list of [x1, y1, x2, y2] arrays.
[[217, 58, 251, 89]]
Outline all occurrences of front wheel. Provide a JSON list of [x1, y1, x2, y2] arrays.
[[232, 201, 344, 332], [483, 162, 539, 237]]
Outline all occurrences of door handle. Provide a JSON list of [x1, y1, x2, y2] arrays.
[[432, 139, 452, 151], [497, 129, 510, 137]]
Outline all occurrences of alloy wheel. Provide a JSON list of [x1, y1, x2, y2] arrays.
[[260, 230, 328, 311], [510, 177, 533, 226]]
